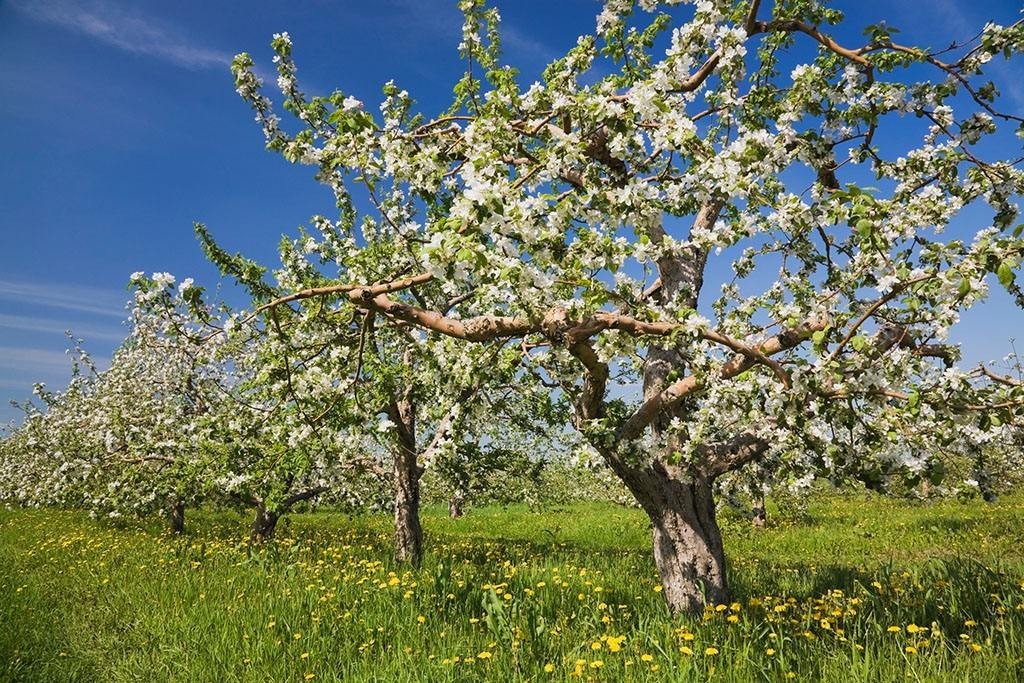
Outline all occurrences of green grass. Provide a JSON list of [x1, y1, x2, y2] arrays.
[[2, 494, 1024, 681]]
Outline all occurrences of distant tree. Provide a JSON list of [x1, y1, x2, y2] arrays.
[[0, 309, 212, 533]]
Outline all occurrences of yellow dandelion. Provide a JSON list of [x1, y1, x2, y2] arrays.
[[571, 659, 587, 677], [705, 647, 720, 656], [543, 663, 555, 673], [477, 651, 492, 660], [640, 653, 654, 662]]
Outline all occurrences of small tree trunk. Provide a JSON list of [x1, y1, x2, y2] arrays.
[[448, 488, 465, 519], [168, 499, 185, 535], [978, 474, 998, 503], [974, 455, 998, 503], [250, 504, 279, 544], [751, 492, 766, 529], [394, 448, 424, 567]]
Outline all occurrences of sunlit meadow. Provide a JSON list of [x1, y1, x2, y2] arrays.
[[3, 494, 1024, 682]]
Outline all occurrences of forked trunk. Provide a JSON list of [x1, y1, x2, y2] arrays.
[[394, 448, 424, 567], [168, 499, 185, 535], [630, 350, 728, 613], [250, 504, 279, 544]]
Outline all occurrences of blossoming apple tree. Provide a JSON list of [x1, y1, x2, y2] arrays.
[[167, 0, 1024, 612], [0, 309, 212, 532], [129, 270, 392, 542], [191, 216, 564, 559]]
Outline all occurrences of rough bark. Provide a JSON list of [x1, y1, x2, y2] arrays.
[[390, 392, 424, 568], [614, 464, 728, 615], [393, 447, 424, 566], [168, 499, 185, 535], [250, 504, 280, 544]]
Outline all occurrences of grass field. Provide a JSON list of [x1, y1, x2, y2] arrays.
[[2, 495, 1024, 681]]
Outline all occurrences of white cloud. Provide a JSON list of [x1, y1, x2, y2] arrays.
[[9, 0, 232, 70], [0, 346, 109, 375], [0, 279, 127, 318], [0, 313, 126, 342], [932, 0, 1024, 111], [502, 25, 558, 64]]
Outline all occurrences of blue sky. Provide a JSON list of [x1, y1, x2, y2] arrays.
[[0, 0, 1022, 424]]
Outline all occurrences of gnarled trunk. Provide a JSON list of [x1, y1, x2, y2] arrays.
[[622, 466, 728, 615], [630, 345, 728, 615], [393, 447, 424, 567], [250, 504, 279, 544], [168, 499, 185, 535]]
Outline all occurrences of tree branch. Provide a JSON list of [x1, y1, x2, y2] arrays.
[[618, 313, 830, 441]]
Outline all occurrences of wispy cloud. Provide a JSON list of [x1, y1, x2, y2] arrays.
[[0, 313, 126, 343], [502, 25, 559, 65], [0, 280, 127, 318], [8, 0, 232, 70], [931, 0, 1024, 110], [0, 346, 108, 376]]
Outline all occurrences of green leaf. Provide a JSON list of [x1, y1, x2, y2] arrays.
[[997, 261, 1015, 288]]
